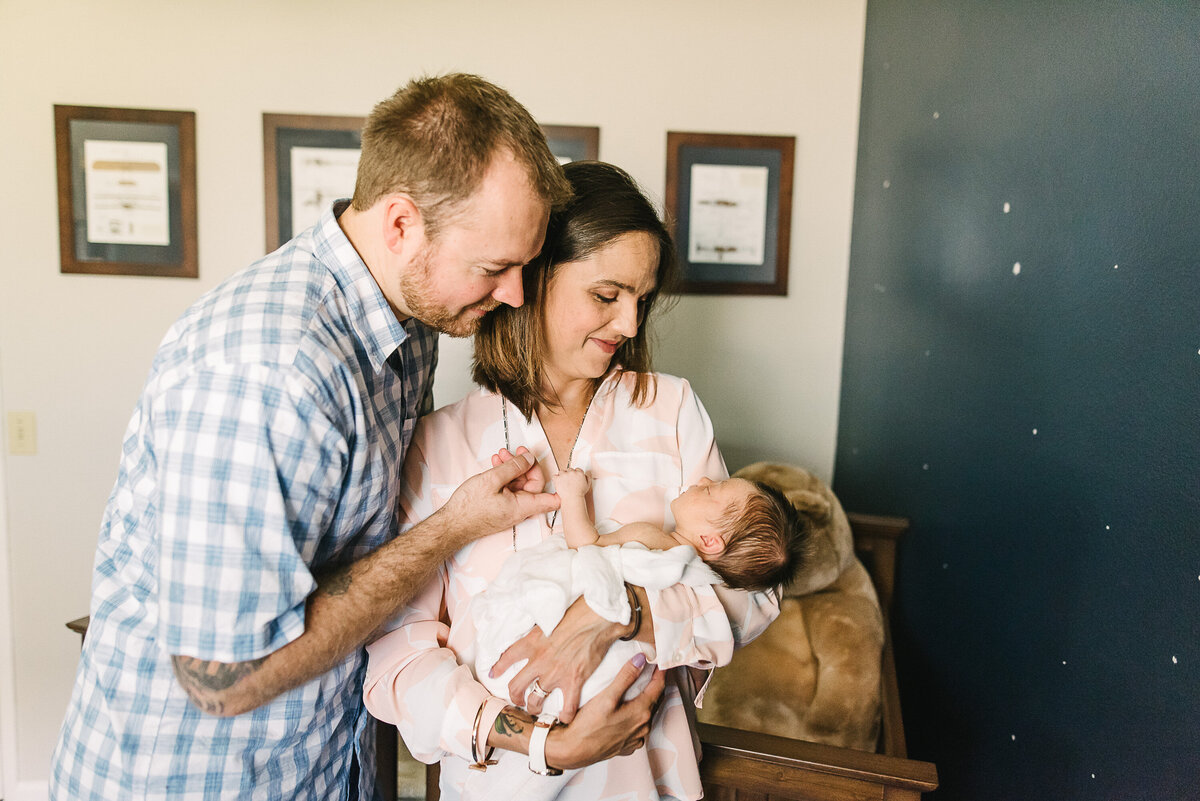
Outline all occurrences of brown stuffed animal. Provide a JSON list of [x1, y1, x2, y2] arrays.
[[695, 462, 884, 751]]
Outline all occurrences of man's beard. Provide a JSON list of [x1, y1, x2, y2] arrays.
[[399, 244, 500, 337]]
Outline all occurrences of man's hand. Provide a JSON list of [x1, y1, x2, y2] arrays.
[[440, 449, 558, 544], [490, 446, 547, 494], [553, 467, 589, 498], [490, 596, 629, 723], [545, 654, 664, 770]]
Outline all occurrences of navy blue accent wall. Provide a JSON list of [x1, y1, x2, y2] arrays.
[[834, 3, 1199, 799]]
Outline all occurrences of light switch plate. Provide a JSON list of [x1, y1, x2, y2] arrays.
[[7, 411, 36, 454]]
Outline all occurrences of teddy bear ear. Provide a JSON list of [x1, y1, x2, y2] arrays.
[[784, 489, 833, 521]]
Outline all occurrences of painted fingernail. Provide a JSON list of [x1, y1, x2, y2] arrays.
[[631, 653, 647, 668]]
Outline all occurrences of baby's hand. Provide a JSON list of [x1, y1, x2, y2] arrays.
[[554, 467, 590, 497]]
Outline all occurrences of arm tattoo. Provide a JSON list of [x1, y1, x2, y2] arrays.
[[171, 655, 268, 715], [322, 565, 353, 597], [493, 710, 526, 737]]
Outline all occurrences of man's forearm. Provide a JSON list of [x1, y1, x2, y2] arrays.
[[172, 509, 472, 716]]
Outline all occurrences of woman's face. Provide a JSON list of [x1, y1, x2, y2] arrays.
[[540, 231, 659, 392]]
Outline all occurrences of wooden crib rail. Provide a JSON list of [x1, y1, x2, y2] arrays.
[[698, 721, 938, 801]]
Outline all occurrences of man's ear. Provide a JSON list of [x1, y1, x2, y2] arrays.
[[380, 194, 425, 256], [698, 533, 725, 555]]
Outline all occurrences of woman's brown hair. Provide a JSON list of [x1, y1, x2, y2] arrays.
[[472, 161, 679, 418]]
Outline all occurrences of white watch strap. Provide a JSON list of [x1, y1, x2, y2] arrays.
[[527, 713, 562, 775]]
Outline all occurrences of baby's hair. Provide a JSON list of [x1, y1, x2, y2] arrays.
[[709, 481, 809, 592]]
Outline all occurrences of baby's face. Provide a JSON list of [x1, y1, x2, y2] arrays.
[[670, 477, 756, 554]]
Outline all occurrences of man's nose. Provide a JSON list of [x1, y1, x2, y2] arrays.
[[492, 268, 524, 308]]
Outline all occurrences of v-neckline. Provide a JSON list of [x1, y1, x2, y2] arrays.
[[530, 401, 593, 476], [525, 374, 613, 475]]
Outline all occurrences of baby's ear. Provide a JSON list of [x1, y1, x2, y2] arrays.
[[698, 533, 725, 555]]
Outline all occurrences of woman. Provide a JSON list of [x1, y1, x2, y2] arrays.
[[364, 162, 779, 800]]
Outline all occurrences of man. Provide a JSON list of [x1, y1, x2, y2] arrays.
[[52, 74, 571, 800]]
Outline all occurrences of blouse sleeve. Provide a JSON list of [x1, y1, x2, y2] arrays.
[[362, 420, 500, 764], [641, 378, 781, 670]]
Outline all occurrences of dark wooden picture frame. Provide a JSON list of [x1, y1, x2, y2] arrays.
[[55, 104, 197, 278], [541, 124, 600, 164], [263, 113, 364, 252], [665, 131, 795, 295]]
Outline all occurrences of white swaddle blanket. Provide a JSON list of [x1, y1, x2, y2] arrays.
[[462, 537, 722, 801], [472, 536, 722, 714]]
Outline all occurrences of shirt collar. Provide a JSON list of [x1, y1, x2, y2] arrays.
[[312, 199, 414, 374]]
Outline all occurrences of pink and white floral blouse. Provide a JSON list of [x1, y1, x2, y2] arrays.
[[364, 372, 780, 800]]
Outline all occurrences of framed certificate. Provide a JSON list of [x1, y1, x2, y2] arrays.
[[262, 113, 365, 252], [55, 104, 198, 278], [541, 124, 600, 164], [665, 131, 795, 295]]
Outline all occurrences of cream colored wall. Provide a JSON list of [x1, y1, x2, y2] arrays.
[[0, 0, 866, 794]]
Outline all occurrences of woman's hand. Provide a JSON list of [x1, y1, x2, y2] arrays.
[[490, 596, 629, 723], [439, 450, 559, 544], [544, 653, 664, 770]]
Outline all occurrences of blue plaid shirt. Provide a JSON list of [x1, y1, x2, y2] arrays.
[[52, 201, 438, 800]]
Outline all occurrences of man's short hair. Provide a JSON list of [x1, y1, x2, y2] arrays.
[[711, 481, 810, 592], [352, 73, 572, 236]]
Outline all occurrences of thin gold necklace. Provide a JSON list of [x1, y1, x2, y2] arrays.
[[502, 389, 597, 550]]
